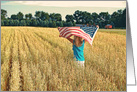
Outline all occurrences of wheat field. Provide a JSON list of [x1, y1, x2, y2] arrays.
[[1, 27, 126, 91]]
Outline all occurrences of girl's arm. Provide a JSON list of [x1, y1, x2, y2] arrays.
[[66, 37, 73, 44], [59, 35, 73, 44]]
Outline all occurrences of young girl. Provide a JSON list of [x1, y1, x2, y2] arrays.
[[59, 25, 99, 67], [59, 35, 86, 67]]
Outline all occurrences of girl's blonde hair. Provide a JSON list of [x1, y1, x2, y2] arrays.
[[74, 36, 83, 47]]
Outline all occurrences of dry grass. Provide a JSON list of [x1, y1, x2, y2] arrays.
[[1, 27, 126, 91]]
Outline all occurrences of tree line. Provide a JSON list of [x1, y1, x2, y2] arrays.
[[1, 8, 126, 28]]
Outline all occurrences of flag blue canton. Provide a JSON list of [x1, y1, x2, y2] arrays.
[[80, 26, 98, 38]]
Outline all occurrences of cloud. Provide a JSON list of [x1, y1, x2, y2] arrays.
[[2, 1, 126, 7]]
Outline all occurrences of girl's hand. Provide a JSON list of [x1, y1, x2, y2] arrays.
[[96, 25, 99, 28], [58, 27, 60, 30]]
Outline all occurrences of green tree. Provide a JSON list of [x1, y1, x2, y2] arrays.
[[110, 9, 123, 28], [55, 13, 62, 21], [60, 21, 63, 27], [25, 14, 29, 19], [1, 9, 7, 20], [73, 10, 82, 24], [49, 13, 62, 21], [67, 22, 73, 27], [26, 20, 31, 26], [17, 12, 24, 20], [4, 19, 9, 26], [9, 20, 14, 26], [11, 14, 18, 20], [13, 20, 19, 26], [39, 20, 48, 27], [91, 12, 99, 23], [36, 20, 40, 26], [39, 20, 43, 27], [73, 10, 93, 24], [20, 20, 26, 26], [42, 21, 47, 27], [56, 21, 63, 27], [35, 11, 41, 19], [83, 12, 92, 24], [49, 13, 55, 21], [31, 19, 37, 26], [40, 11, 49, 21], [122, 8, 126, 28], [52, 21, 56, 27], [65, 15, 74, 22], [63, 21, 67, 27], [48, 20, 53, 27], [99, 12, 110, 21], [28, 13, 32, 20], [118, 9, 123, 15], [56, 21, 60, 27], [73, 22, 76, 26], [1, 20, 4, 26], [98, 12, 111, 27], [45, 20, 49, 27]]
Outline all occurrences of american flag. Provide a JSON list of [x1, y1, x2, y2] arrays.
[[58, 26, 99, 46]]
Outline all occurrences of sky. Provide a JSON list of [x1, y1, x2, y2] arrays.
[[1, 1, 126, 20]]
